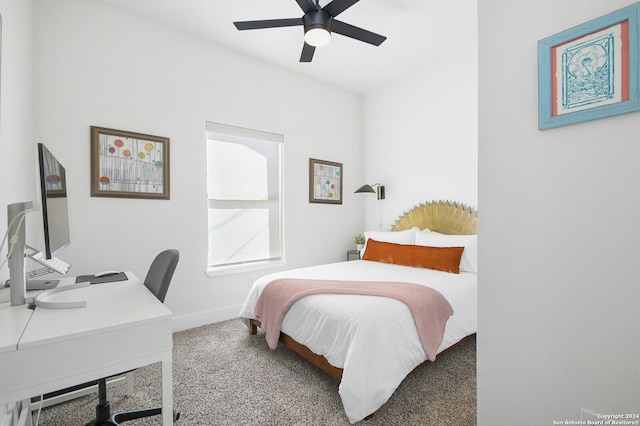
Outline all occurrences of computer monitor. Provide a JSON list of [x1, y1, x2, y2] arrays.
[[37, 143, 71, 259], [6, 144, 72, 305]]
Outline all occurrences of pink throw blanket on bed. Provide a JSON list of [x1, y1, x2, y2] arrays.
[[254, 279, 454, 361]]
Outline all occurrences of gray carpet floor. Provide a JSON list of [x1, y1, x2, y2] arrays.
[[33, 318, 476, 425]]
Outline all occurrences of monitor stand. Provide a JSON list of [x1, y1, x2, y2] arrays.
[[32, 282, 88, 309], [4, 279, 60, 291], [26, 279, 60, 291]]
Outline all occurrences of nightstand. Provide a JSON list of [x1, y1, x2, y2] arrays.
[[347, 249, 360, 261]]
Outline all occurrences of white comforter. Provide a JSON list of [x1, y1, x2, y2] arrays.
[[238, 260, 477, 423]]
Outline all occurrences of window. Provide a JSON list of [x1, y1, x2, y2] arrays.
[[206, 122, 283, 273]]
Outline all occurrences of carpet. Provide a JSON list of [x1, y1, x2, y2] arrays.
[[33, 318, 476, 425]]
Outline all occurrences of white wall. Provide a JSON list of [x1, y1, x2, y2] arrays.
[[0, 0, 34, 285], [364, 46, 478, 231], [31, 0, 365, 329], [478, 0, 640, 424]]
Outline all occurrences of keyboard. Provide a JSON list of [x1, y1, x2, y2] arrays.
[[29, 250, 71, 275]]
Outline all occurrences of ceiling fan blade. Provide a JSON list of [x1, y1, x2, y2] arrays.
[[296, 0, 318, 13], [331, 20, 386, 46], [234, 18, 303, 31], [323, 0, 360, 17], [300, 42, 316, 62]]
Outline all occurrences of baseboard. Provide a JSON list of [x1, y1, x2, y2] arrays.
[[170, 304, 242, 332]]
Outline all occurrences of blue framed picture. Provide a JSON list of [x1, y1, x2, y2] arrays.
[[538, 3, 640, 129]]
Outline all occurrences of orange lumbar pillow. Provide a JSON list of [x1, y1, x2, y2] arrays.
[[362, 239, 464, 274]]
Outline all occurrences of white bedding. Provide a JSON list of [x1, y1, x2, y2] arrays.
[[238, 259, 477, 423]]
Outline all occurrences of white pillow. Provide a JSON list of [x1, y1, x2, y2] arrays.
[[361, 228, 418, 257], [414, 232, 477, 274]]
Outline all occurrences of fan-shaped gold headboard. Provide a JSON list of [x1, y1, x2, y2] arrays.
[[391, 200, 477, 235]]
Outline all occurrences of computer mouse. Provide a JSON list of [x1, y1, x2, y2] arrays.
[[94, 270, 120, 278]]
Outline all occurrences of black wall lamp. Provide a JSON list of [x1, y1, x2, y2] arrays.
[[355, 183, 385, 200]]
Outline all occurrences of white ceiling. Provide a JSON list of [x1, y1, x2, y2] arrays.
[[97, 0, 477, 95]]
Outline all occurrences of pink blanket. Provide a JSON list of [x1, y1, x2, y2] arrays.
[[254, 278, 454, 361]]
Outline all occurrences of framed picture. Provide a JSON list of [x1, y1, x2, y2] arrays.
[[309, 158, 342, 204], [90, 126, 170, 199], [538, 3, 640, 129]]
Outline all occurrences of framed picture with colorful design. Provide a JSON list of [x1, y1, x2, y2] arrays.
[[309, 158, 342, 204], [90, 126, 170, 199], [538, 3, 640, 129]]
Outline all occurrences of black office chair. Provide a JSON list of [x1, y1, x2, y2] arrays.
[[89, 249, 180, 426]]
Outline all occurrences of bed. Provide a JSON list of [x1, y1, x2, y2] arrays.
[[239, 200, 477, 423]]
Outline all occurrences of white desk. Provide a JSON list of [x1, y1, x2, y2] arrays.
[[0, 273, 174, 425]]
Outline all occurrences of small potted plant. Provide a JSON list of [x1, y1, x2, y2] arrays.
[[354, 234, 365, 251]]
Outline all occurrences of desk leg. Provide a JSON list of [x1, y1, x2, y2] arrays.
[[161, 357, 173, 426]]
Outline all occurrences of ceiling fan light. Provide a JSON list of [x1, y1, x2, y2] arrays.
[[305, 27, 331, 47]]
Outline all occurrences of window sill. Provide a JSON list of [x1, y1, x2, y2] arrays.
[[205, 259, 286, 277]]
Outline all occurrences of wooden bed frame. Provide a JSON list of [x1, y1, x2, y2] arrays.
[[248, 318, 344, 380], [247, 200, 478, 403], [248, 318, 475, 382]]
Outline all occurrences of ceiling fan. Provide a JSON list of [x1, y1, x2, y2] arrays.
[[233, 0, 387, 63]]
